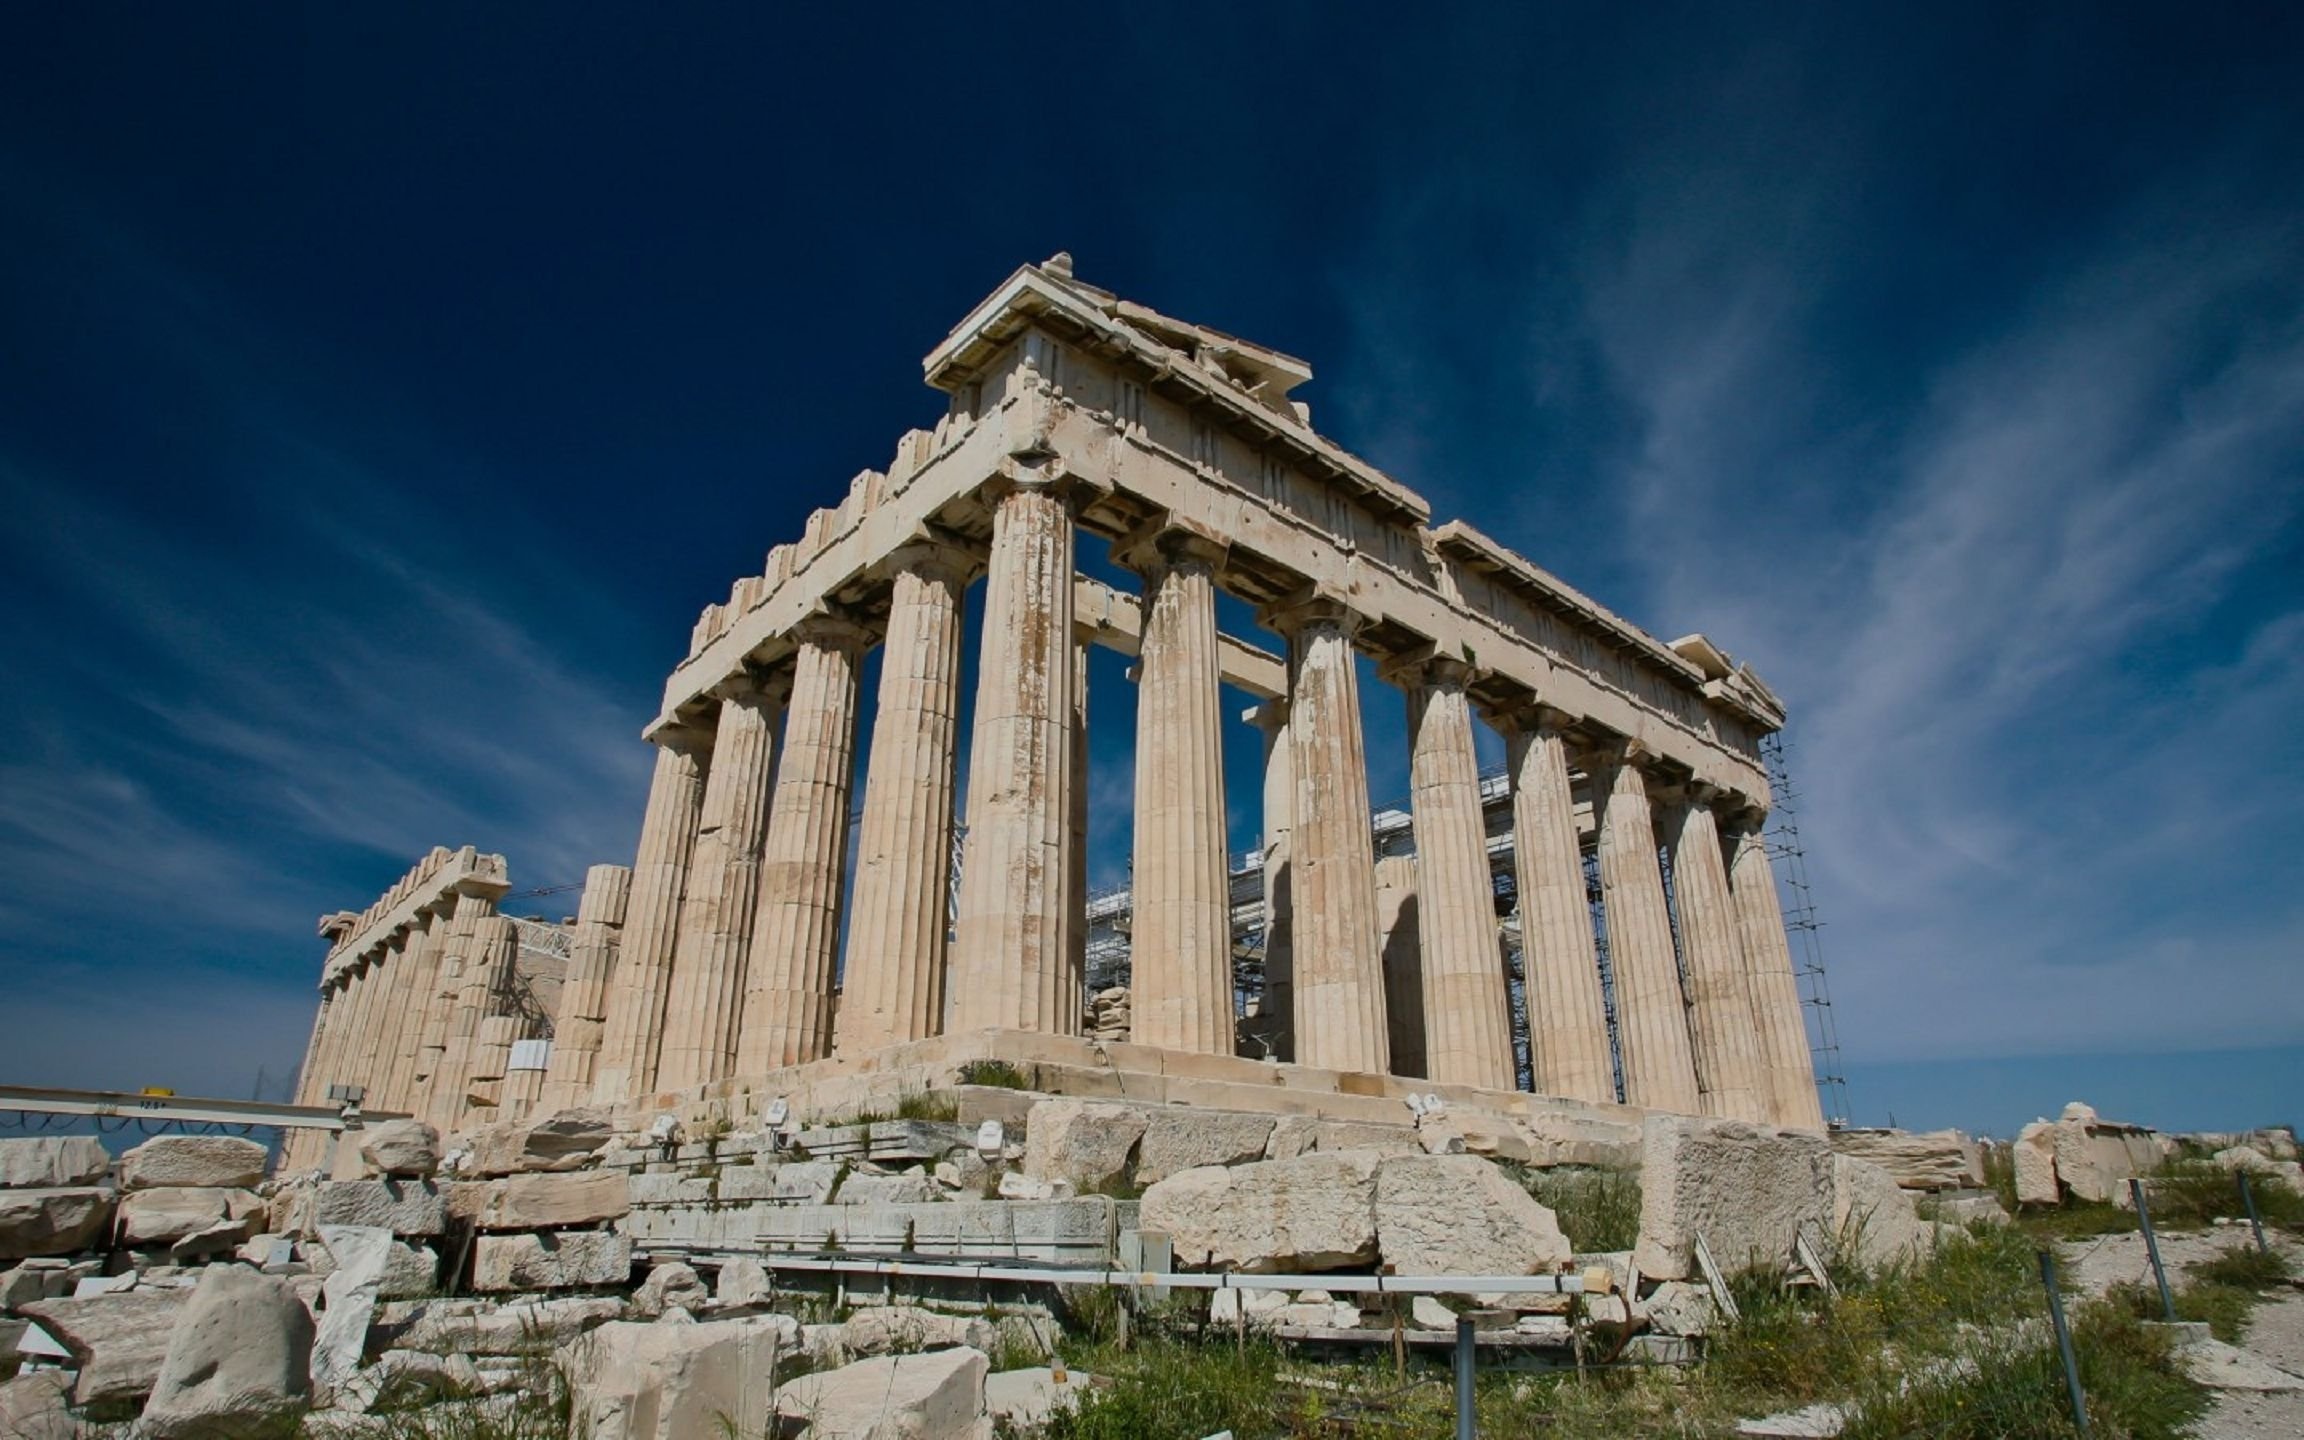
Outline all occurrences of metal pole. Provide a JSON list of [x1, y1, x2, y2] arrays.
[[2038, 1249, 2092, 1439], [1453, 1316, 1476, 1440], [2129, 1178, 2176, 1322], [2238, 1173, 2269, 1255]]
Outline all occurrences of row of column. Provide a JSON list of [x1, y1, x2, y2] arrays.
[[287, 880, 531, 1163], [578, 471, 1818, 1130]]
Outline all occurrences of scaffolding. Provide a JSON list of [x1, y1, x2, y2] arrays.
[[1762, 731, 1852, 1128]]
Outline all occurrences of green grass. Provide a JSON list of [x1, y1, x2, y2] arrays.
[[896, 1088, 960, 1122], [960, 1059, 1032, 1090], [1501, 1163, 1643, 1252], [2110, 1240, 2293, 1343]]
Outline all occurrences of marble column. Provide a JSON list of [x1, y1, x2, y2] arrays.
[[1248, 700, 1293, 1059], [1067, 637, 1089, 1013], [1269, 599, 1388, 1075], [410, 894, 485, 1125], [435, 910, 517, 1131], [1500, 711, 1616, 1104], [836, 548, 971, 1055], [1591, 744, 1702, 1114], [540, 864, 633, 1111], [656, 679, 782, 1094], [738, 617, 868, 1073], [952, 477, 1078, 1035], [1725, 809, 1826, 1129], [344, 954, 393, 1099], [1376, 854, 1426, 1078], [592, 727, 712, 1103], [1666, 789, 1770, 1122], [1123, 532, 1233, 1054], [1398, 656, 1517, 1090], [462, 917, 522, 1117], [376, 916, 445, 1111]]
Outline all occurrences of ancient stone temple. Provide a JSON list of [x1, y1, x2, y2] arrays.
[[290, 257, 1823, 1153]]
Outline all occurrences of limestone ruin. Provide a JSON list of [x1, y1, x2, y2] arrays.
[[287, 256, 1822, 1146]]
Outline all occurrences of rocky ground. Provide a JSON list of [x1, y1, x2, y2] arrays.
[[2196, 1283, 2304, 1440]]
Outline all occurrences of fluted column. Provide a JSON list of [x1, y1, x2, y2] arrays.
[[592, 727, 712, 1103], [1249, 700, 1293, 1059], [410, 894, 484, 1123], [1123, 532, 1233, 1054], [343, 954, 393, 1098], [1592, 744, 1702, 1113], [1397, 656, 1516, 1090], [952, 477, 1078, 1034], [657, 681, 782, 1094], [738, 618, 868, 1072], [836, 548, 971, 1055], [1375, 855, 1425, 1077], [433, 906, 514, 1131], [540, 864, 633, 1110], [1666, 789, 1770, 1121], [1268, 598, 1388, 1075], [461, 916, 522, 1119], [1499, 710, 1616, 1104], [1725, 809, 1825, 1128], [377, 916, 446, 1111]]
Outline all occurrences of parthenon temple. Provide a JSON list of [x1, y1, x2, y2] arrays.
[[287, 256, 1824, 1161]]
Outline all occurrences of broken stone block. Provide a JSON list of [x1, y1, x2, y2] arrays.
[[334, 1350, 481, 1414], [985, 1365, 1093, 1429], [1141, 1149, 1380, 1273], [1632, 1114, 1833, 1281], [358, 1119, 442, 1179], [1023, 1099, 1147, 1193], [382, 1294, 625, 1354], [117, 1186, 264, 1247], [472, 1230, 632, 1291], [632, 1261, 710, 1318], [1926, 1192, 2012, 1228], [835, 1171, 943, 1205], [2051, 1104, 2163, 1204], [1827, 1129, 1984, 1191], [713, 1256, 770, 1309], [313, 1225, 396, 1391], [142, 1264, 315, 1438], [1209, 1286, 1290, 1328], [2013, 1122, 2059, 1206], [0, 1371, 75, 1440], [308, 1237, 441, 1298], [834, 1304, 994, 1358], [1409, 1295, 1456, 1329], [119, 1135, 267, 1191], [466, 1108, 616, 1177], [20, 1287, 192, 1405], [0, 1187, 114, 1261], [481, 1170, 631, 1229], [297, 1179, 451, 1237], [775, 1345, 987, 1440], [1133, 1110, 1276, 1185], [715, 1159, 841, 1203], [1374, 1154, 1571, 1277], [1827, 1154, 1933, 1272], [557, 1316, 793, 1440], [0, 1137, 109, 1190], [1639, 1280, 1718, 1337]]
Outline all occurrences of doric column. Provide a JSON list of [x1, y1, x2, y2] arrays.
[[1665, 788, 1769, 1121], [1499, 710, 1616, 1104], [1725, 809, 1826, 1128], [461, 916, 523, 1119], [1266, 598, 1388, 1075], [592, 726, 712, 1103], [656, 678, 783, 1094], [296, 913, 359, 1110], [951, 477, 1078, 1035], [434, 909, 516, 1132], [1067, 636, 1089, 1009], [1247, 700, 1293, 1059], [1395, 655, 1516, 1090], [343, 953, 393, 1099], [1122, 530, 1233, 1054], [836, 547, 972, 1055], [540, 864, 633, 1110], [738, 616, 868, 1073], [1375, 854, 1425, 1077], [1591, 743, 1702, 1114], [376, 916, 446, 1112], [410, 893, 482, 1123]]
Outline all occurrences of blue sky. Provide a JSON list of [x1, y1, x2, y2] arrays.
[[3, 5, 2298, 1138]]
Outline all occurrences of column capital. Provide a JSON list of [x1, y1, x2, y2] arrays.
[[1112, 517, 1229, 576], [789, 608, 874, 655], [1484, 696, 1577, 738], [1375, 644, 1473, 691], [984, 459, 1103, 512], [649, 719, 716, 757], [710, 666, 791, 708], [1242, 697, 1291, 732], [875, 532, 982, 589], [1259, 590, 1365, 639]]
